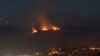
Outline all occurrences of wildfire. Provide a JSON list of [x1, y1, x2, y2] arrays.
[[32, 25, 60, 34], [40, 24, 60, 31], [32, 14, 60, 34], [32, 24, 60, 34]]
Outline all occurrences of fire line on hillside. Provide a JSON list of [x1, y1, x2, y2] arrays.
[[32, 25, 60, 34], [31, 14, 60, 34]]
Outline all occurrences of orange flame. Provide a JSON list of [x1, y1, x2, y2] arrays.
[[32, 25, 60, 34], [51, 26, 60, 31], [41, 26, 49, 31], [40, 25, 60, 31], [32, 27, 38, 33]]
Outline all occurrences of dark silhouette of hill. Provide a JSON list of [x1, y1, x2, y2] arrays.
[[76, 16, 100, 29], [0, 15, 100, 36], [0, 25, 100, 54], [63, 26, 97, 32]]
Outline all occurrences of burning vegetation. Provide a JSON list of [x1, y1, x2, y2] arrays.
[[32, 15, 60, 34], [32, 24, 60, 34], [32, 27, 38, 34]]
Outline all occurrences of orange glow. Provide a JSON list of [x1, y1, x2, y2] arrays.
[[51, 26, 60, 31], [41, 26, 49, 31], [32, 27, 38, 33], [41, 25, 60, 31], [32, 15, 60, 33], [32, 25, 60, 33], [33, 14, 61, 32], [52, 51, 59, 54]]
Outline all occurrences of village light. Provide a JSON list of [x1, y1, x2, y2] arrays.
[[90, 47, 96, 50]]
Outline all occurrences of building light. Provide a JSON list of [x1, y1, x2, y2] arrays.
[[90, 47, 96, 50]]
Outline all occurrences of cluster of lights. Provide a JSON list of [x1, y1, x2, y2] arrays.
[[51, 51, 59, 54], [16, 52, 44, 56], [35, 52, 43, 55], [48, 51, 59, 56], [81, 47, 100, 51], [48, 48, 65, 56], [89, 47, 100, 51], [6, 47, 100, 56], [16, 54, 32, 56]]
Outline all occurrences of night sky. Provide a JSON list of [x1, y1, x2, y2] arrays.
[[0, 0, 100, 18]]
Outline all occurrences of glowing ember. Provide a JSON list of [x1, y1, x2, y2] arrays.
[[41, 25, 60, 31], [51, 26, 60, 31], [32, 29, 38, 33], [32, 27, 38, 33], [41, 26, 49, 31]]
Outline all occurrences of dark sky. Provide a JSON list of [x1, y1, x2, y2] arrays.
[[0, 0, 100, 19], [0, 0, 35, 18]]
